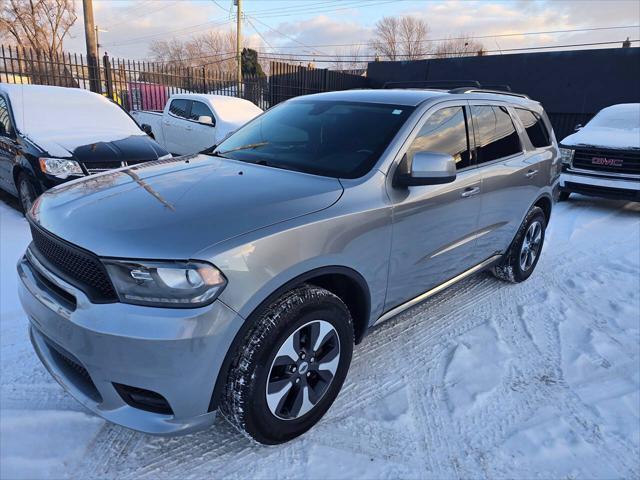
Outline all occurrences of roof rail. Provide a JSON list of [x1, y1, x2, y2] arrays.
[[383, 80, 530, 99], [449, 87, 530, 99], [382, 80, 481, 89]]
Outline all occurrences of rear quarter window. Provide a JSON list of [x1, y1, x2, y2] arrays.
[[516, 108, 552, 148], [471, 105, 522, 164], [169, 99, 190, 118]]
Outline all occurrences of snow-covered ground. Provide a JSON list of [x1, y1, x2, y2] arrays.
[[1, 195, 639, 479]]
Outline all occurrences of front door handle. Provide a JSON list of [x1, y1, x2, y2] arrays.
[[461, 186, 480, 198], [525, 169, 539, 178]]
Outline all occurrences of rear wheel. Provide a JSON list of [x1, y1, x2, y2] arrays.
[[221, 284, 354, 444], [492, 206, 546, 283], [17, 173, 38, 214]]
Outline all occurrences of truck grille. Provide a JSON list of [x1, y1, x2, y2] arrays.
[[28, 221, 118, 303], [572, 148, 640, 176]]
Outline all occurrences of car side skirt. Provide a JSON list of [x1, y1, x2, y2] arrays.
[[374, 254, 502, 326]]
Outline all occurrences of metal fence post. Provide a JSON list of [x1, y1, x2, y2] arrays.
[[103, 53, 113, 98]]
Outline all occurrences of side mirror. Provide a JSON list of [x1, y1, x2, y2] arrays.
[[394, 151, 457, 187], [198, 115, 214, 126], [141, 124, 153, 136], [574, 124, 583, 132]]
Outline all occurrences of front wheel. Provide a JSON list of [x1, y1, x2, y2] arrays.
[[492, 206, 547, 283], [221, 285, 354, 444], [17, 173, 38, 214]]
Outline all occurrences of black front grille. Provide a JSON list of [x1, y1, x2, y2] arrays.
[[29, 222, 118, 303], [572, 148, 640, 175]]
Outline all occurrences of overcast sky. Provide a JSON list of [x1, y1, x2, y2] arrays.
[[63, 0, 640, 64]]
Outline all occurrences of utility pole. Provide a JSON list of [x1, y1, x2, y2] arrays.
[[82, 0, 101, 93], [95, 25, 108, 58], [235, 0, 242, 92]]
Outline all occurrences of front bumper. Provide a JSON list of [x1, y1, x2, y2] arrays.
[[560, 171, 640, 201], [18, 250, 244, 436]]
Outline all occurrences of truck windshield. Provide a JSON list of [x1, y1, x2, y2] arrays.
[[212, 100, 414, 178]]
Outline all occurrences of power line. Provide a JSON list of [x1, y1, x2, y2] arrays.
[[248, 15, 331, 56], [252, 24, 640, 49], [103, 0, 181, 30], [128, 37, 637, 65], [253, 39, 640, 63], [245, 0, 404, 19], [104, 18, 232, 47], [246, 16, 276, 51]]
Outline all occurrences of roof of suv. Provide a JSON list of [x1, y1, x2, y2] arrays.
[[293, 89, 449, 106], [293, 88, 539, 108]]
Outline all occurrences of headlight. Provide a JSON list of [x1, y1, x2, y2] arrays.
[[39, 157, 84, 179], [104, 259, 226, 308], [559, 148, 574, 165]]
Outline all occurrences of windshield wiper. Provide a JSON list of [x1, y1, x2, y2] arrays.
[[214, 142, 269, 156]]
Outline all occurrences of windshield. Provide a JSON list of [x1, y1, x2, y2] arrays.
[[588, 104, 640, 130], [213, 100, 414, 178]]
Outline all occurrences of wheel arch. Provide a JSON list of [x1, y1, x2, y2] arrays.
[[208, 265, 371, 412], [533, 193, 553, 224]]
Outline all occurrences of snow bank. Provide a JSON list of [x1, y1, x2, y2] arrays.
[[1, 196, 639, 479]]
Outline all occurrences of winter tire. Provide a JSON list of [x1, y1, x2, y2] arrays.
[[221, 284, 354, 444], [17, 173, 38, 215], [492, 206, 546, 283]]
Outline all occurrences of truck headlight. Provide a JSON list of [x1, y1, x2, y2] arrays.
[[39, 157, 84, 179], [559, 148, 574, 165], [104, 260, 226, 308]]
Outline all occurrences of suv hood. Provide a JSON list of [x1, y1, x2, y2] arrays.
[[561, 126, 640, 150], [30, 131, 168, 163], [30, 155, 343, 259]]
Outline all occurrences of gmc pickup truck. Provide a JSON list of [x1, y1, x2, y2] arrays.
[[131, 93, 263, 156]]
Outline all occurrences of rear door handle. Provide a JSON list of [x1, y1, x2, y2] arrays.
[[525, 169, 539, 178], [461, 186, 480, 198]]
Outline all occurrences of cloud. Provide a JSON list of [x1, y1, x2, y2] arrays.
[[62, 0, 639, 61]]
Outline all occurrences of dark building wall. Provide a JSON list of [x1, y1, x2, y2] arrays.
[[367, 48, 640, 140]]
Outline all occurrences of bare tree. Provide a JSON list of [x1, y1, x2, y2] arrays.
[[399, 16, 428, 60], [150, 30, 240, 74], [332, 45, 366, 73], [433, 35, 484, 58], [0, 0, 77, 55], [371, 15, 429, 61], [370, 16, 400, 61]]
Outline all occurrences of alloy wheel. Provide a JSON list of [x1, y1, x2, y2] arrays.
[[266, 319, 341, 420], [519, 220, 542, 271]]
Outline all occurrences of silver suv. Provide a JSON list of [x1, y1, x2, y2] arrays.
[[18, 88, 559, 444]]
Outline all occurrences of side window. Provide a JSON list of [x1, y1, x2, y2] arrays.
[[169, 99, 190, 118], [406, 106, 471, 170], [0, 97, 14, 137], [189, 101, 215, 123], [471, 105, 521, 164], [515, 108, 551, 148]]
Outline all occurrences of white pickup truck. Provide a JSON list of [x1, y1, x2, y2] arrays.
[[131, 93, 263, 156]]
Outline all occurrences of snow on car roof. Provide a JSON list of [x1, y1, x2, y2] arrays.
[[0, 84, 143, 152]]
